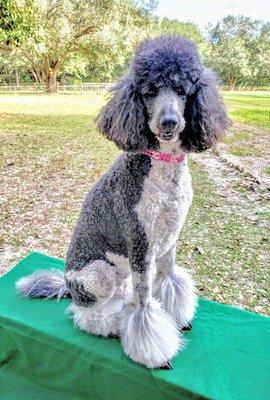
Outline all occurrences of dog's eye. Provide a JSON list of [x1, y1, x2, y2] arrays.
[[174, 87, 185, 96], [141, 87, 156, 98], [143, 90, 156, 98]]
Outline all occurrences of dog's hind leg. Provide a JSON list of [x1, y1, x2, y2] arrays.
[[66, 260, 126, 337], [154, 246, 197, 329]]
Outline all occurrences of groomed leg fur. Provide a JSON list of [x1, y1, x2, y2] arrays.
[[121, 298, 182, 368], [121, 267, 183, 368], [154, 247, 197, 328]]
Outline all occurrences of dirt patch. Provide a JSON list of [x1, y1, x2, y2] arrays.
[[191, 150, 270, 229], [220, 123, 270, 184]]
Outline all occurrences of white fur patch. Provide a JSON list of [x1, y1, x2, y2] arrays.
[[106, 252, 130, 271], [154, 266, 197, 328], [120, 299, 183, 368], [135, 156, 193, 258], [105, 251, 133, 300], [67, 295, 125, 337]]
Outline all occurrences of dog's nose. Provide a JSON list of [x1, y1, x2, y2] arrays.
[[160, 116, 178, 130]]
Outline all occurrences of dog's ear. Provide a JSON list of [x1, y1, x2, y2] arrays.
[[97, 74, 149, 151], [181, 69, 231, 152]]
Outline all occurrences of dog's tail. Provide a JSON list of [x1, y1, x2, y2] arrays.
[[16, 269, 70, 300]]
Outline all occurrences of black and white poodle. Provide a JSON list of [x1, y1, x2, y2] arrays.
[[17, 36, 230, 369]]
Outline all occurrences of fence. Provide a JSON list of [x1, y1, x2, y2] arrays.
[[0, 85, 46, 93], [221, 86, 270, 92], [0, 83, 113, 94], [1, 83, 269, 95]]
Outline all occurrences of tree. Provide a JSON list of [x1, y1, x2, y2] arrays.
[[0, 50, 32, 84], [79, 3, 156, 82], [159, 18, 204, 43], [207, 15, 270, 89], [0, 0, 155, 92], [156, 17, 209, 63], [248, 22, 270, 87], [0, 0, 37, 48], [209, 36, 251, 90]]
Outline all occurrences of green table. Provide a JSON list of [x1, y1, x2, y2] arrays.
[[0, 252, 269, 400]]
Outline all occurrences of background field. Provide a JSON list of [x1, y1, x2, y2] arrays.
[[0, 91, 269, 315], [223, 91, 270, 129]]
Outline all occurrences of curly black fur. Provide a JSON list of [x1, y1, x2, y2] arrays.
[[98, 35, 231, 152], [98, 75, 157, 151], [181, 69, 230, 151]]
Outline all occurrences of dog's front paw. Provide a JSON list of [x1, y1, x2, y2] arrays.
[[120, 299, 183, 368], [154, 266, 197, 329]]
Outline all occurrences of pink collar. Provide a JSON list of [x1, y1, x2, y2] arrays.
[[143, 149, 186, 164]]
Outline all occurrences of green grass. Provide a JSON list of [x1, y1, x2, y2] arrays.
[[263, 166, 270, 176], [223, 130, 264, 157], [0, 94, 269, 315], [222, 91, 270, 130]]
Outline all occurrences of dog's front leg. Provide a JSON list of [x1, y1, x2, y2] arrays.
[[154, 245, 197, 329], [120, 251, 182, 368]]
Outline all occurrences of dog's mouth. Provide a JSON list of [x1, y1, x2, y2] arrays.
[[149, 117, 185, 143], [150, 119, 186, 142], [160, 131, 175, 141]]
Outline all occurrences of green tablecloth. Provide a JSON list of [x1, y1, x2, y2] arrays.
[[0, 252, 269, 400]]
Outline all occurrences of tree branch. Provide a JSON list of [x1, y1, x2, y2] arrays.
[[46, 4, 60, 20], [74, 25, 98, 40], [55, 24, 98, 60]]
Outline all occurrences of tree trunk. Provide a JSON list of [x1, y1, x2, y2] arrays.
[[228, 76, 237, 91], [30, 57, 60, 93], [44, 57, 60, 94], [30, 67, 46, 85], [15, 67, 20, 86], [46, 70, 58, 93]]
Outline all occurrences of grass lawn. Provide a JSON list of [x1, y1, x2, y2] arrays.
[[0, 94, 269, 315], [222, 91, 270, 130], [221, 91, 270, 179]]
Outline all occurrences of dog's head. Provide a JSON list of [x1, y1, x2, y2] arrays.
[[98, 36, 231, 152]]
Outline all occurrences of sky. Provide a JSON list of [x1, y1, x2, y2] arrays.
[[155, 0, 270, 30]]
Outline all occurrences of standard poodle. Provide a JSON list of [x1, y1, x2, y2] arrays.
[[17, 36, 230, 369]]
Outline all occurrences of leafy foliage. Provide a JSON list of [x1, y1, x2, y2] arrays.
[[0, 5, 269, 89], [159, 18, 203, 43], [207, 15, 270, 89], [0, 0, 37, 47]]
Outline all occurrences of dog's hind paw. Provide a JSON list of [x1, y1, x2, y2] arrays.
[[108, 333, 120, 340]]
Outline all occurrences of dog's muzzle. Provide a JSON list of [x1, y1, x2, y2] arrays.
[[159, 116, 186, 141], [159, 116, 178, 140]]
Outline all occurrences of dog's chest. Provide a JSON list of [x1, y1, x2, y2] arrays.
[[135, 159, 193, 257]]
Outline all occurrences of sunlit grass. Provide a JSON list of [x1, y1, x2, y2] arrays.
[[222, 91, 270, 129]]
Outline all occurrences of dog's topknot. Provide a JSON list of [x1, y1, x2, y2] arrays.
[[131, 36, 203, 95]]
